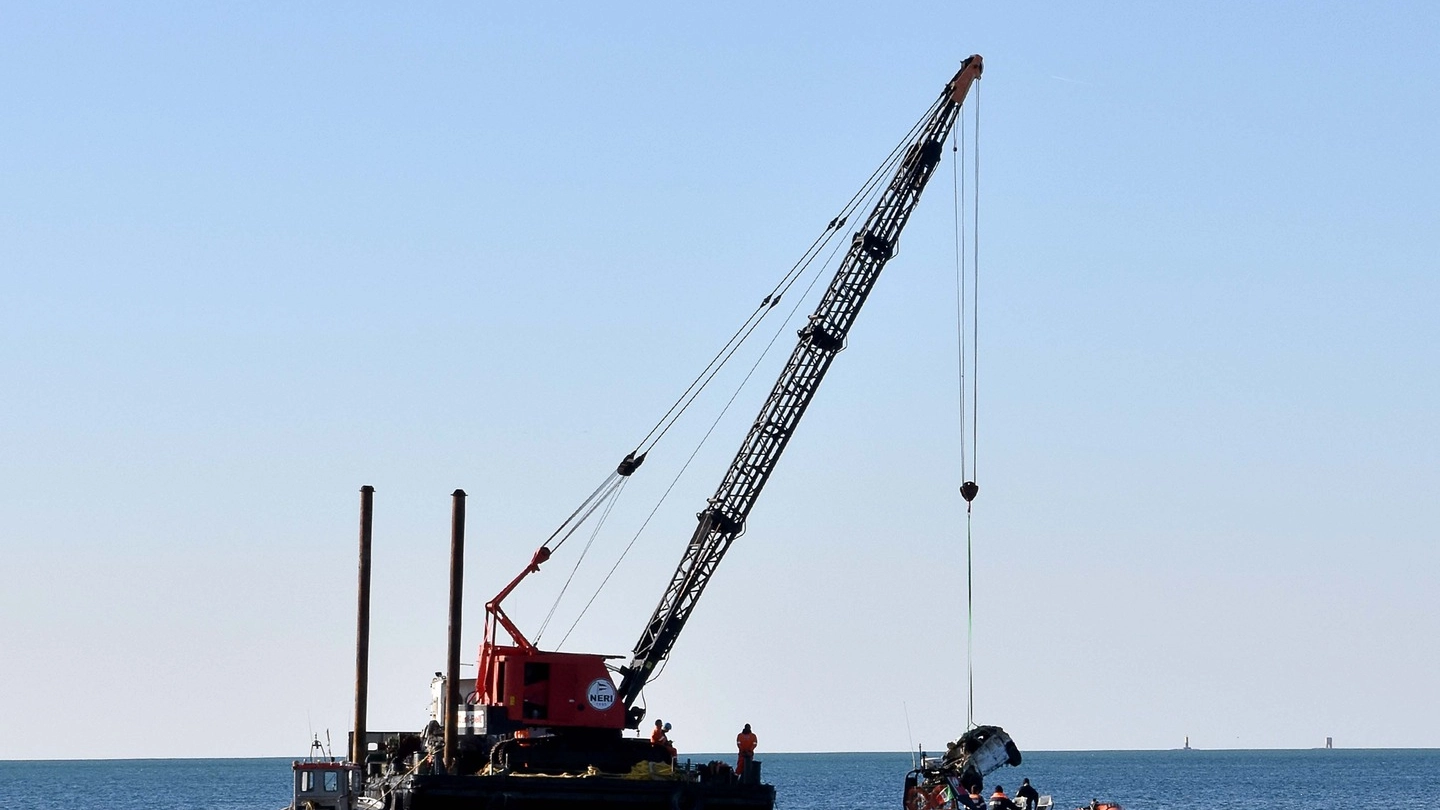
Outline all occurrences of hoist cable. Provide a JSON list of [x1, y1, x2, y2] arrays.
[[966, 508, 975, 729], [971, 83, 981, 478], [952, 119, 967, 483], [951, 79, 982, 731]]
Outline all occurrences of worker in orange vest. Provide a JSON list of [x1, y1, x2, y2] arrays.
[[735, 723, 758, 774], [650, 719, 676, 762], [989, 786, 1019, 810]]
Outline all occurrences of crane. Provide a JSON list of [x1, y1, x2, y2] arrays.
[[470, 55, 983, 769]]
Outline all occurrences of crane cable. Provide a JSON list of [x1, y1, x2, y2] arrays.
[[535, 477, 628, 642], [558, 186, 866, 649], [537, 96, 949, 643], [543, 471, 625, 555], [627, 94, 947, 460], [953, 81, 981, 730]]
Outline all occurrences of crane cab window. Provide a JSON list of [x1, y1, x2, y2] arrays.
[[522, 662, 550, 719]]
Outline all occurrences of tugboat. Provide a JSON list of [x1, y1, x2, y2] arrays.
[[289, 53, 985, 810], [286, 736, 366, 810]]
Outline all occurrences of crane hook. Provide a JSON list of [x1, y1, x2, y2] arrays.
[[960, 481, 979, 503]]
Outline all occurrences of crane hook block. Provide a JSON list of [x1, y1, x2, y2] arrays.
[[960, 481, 979, 502], [617, 451, 647, 477]]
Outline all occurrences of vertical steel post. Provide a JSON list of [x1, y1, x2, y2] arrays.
[[444, 489, 467, 772], [352, 485, 375, 765]]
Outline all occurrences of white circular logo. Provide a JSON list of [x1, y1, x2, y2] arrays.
[[586, 678, 617, 711]]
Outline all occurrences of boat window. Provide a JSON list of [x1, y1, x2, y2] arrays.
[[299, 771, 314, 792], [323, 770, 339, 792]]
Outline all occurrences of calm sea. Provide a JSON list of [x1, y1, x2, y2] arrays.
[[1, 749, 1436, 809]]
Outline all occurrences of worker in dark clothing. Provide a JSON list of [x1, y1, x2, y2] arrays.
[[736, 724, 758, 774], [989, 786, 1019, 810], [1015, 778, 1039, 809]]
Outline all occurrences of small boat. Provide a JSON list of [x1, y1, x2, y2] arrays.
[[284, 736, 368, 810]]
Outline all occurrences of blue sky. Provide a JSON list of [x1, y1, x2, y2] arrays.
[[2, 2, 1437, 758]]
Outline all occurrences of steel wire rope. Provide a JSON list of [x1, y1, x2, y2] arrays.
[[954, 108, 968, 485], [763, 95, 943, 306], [636, 302, 791, 458], [522, 94, 940, 655], [535, 99, 944, 567], [563, 82, 964, 695], [614, 225, 855, 661], [546, 473, 625, 554], [542, 90, 948, 651], [965, 511, 975, 728], [969, 88, 983, 728], [950, 85, 982, 730], [971, 82, 981, 479], [535, 477, 629, 642], [643, 228, 856, 642], [628, 96, 944, 459], [557, 222, 857, 650]]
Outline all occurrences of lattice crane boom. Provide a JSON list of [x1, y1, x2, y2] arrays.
[[615, 55, 984, 713]]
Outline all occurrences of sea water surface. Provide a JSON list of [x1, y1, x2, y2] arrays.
[[1, 749, 1436, 809]]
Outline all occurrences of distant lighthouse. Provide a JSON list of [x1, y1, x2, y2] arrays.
[[1184, 736, 1192, 750]]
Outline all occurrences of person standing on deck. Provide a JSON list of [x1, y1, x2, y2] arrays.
[[736, 724, 758, 774], [1016, 778, 1039, 809]]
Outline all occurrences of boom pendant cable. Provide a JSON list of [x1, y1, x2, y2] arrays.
[[550, 103, 946, 641], [627, 96, 946, 460], [559, 212, 856, 647], [541, 98, 946, 561], [536, 477, 628, 642]]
